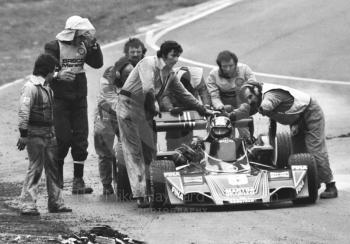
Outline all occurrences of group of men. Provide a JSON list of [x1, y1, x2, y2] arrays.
[[17, 15, 337, 214]]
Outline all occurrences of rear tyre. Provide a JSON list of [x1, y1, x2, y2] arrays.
[[274, 131, 292, 168], [289, 153, 318, 205], [115, 143, 132, 200], [150, 160, 176, 209]]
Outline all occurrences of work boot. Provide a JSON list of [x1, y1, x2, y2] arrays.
[[137, 196, 151, 208], [48, 205, 72, 213], [72, 177, 93, 194], [21, 206, 40, 216], [320, 182, 338, 199], [103, 184, 114, 195]]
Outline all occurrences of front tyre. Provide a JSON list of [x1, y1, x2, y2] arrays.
[[274, 131, 292, 168], [150, 160, 176, 209], [289, 153, 319, 205]]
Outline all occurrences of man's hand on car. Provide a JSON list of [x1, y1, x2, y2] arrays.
[[223, 104, 234, 113], [169, 107, 184, 116]]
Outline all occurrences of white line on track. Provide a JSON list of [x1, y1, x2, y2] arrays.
[[1, 0, 349, 92], [145, 0, 350, 86]]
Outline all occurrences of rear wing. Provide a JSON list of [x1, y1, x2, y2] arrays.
[[155, 110, 207, 132]]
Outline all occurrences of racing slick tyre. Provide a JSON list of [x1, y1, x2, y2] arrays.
[[150, 160, 176, 209], [288, 153, 319, 205], [115, 143, 132, 200], [274, 131, 292, 169]]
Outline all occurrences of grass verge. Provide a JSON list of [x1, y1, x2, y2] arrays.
[[0, 0, 207, 86]]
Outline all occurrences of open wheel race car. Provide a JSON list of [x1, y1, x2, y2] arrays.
[[148, 110, 319, 209]]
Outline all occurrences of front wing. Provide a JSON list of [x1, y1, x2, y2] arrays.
[[163, 165, 310, 206]]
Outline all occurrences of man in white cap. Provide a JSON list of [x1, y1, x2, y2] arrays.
[[160, 66, 211, 150], [45, 15, 103, 194]]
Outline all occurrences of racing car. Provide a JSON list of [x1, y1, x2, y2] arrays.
[[149, 110, 319, 209]]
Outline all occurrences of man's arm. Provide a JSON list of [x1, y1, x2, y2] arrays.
[[259, 91, 283, 116], [44, 40, 60, 60], [138, 58, 156, 95], [197, 76, 211, 106], [97, 67, 118, 114], [206, 71, 224, 109], [85, 42, 103, 69], [18, 83, 34, 138], [168, 75, 203, 111]]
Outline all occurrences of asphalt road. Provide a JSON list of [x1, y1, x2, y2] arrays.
[[2, 0, 350, 243], [90, 0, 350, 243]]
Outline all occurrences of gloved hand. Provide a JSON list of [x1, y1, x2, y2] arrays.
[[197, 106, 213, 117], [17, 137, 28, 151], [223, 104, 234, 113], [217, 105, 225, 112], [229, 112, 236, 122], [169, 107, 184, 116]]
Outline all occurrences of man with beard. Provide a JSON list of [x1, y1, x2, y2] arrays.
[[94, 38, 146, 195], [207, 50, 260, 139], [238, 82, 338, 199], [116, 41, 211, 208]]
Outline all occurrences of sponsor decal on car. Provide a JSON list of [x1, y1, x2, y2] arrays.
[[230, 198, 256, 204], [164, 172, 180, 177], [296, 180, 305, 194], [291, 165, 307, 170], [183, 176, 203, 184], [269, 171, 290, 179], [171, 186, 184, 201], [227, 174, 248, 186], [224, 186, 255, 197]]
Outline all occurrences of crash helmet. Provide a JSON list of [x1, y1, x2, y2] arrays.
[[209, 115, 232, 138]]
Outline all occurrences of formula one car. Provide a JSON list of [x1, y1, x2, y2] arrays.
[[150, 110, 319, 209]]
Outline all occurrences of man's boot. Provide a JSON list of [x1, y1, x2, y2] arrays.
[[72, 177, 93, 194], [102, 184, 114, 195], [320, 182, 338, 199]]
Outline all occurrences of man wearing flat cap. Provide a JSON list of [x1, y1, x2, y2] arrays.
[[45, 15, 103, 194]]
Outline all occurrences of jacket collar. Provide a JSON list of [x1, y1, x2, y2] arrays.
[[29, 75, 46, 86]]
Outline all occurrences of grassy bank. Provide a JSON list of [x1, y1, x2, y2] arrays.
[[0, 0, 207, 86]]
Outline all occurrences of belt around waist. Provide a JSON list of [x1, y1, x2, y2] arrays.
[[120, 89, 131, 98]]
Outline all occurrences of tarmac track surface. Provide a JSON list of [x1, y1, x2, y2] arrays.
[[1, 0, 350, 243], [84, 0, 350, 243]]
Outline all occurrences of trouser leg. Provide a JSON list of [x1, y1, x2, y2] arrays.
[[21, 137, 44, 208], [53, 98, 72, 188], [117, 96, 156, 198], [303, 100, 333, 183], [44, 137, 65, 209], [71, 97, 89, 163], [53, 98, 72, 161], [94, 114, 115, 185]]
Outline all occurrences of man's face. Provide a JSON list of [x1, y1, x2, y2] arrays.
[[242, 87, 261, 112], [220, 59, 236, 77], [127, 46, 143, 65], [163, 50, 180, 69]]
